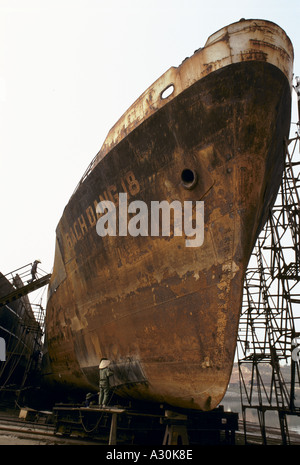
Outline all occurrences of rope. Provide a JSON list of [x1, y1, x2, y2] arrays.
[[79, 410, 104, 433]]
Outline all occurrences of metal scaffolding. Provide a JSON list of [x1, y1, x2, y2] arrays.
[[0, 263, 50, 396], [237, 81, 300, 444]]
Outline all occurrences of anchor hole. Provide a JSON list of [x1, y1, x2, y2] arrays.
[[181, 169, 197, 189]]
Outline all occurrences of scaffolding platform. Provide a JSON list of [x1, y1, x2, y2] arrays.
[[0, 274, 51, 308], [0, 262, 50, 398], [237, 106, 300, 445], [52, 402, 238, 445]]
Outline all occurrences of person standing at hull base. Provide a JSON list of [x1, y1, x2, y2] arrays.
[[99, 358, 113, 407]]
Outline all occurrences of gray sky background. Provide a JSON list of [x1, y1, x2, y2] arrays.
[[0, 0, 299, 307]]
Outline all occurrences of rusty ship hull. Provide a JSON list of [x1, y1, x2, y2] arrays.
[[44, 19, 293, 411]]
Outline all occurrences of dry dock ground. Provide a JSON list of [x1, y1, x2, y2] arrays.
[[0, 409, 299, 446]]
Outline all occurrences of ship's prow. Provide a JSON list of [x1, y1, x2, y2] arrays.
[[83, 18, 293, 176], [44, 18, 294, 411]]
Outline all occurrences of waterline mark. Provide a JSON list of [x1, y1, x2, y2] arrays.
[[96, 193, 204, 247]]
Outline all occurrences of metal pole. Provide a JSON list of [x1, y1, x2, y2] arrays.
[[295, 77, 300, 125], [108, 412, 117, 445]]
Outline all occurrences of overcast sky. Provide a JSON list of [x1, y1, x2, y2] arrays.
[[0, 0, 299, 307]]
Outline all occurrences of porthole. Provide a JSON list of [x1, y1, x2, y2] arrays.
[[161, 84, 175, 100], [181, 169, 198, 190]]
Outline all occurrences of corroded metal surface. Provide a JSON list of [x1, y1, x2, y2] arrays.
[[44, 19, 294, 410]]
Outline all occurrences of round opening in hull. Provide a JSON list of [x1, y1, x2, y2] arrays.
[[181, 169, 197, 189]]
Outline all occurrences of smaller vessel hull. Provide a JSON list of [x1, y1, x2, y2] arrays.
[[0, 273, 43, 391]]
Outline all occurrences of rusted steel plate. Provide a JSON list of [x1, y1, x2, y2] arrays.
[[44, 19, 293, 411]]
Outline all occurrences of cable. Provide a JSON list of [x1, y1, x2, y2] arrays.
[[79, 387, 117, 434]]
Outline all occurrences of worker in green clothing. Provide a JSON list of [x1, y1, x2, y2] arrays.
[[98, 358, 113, 407]]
